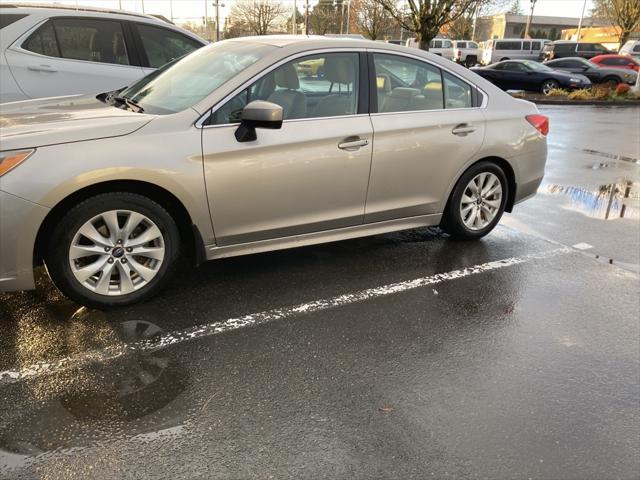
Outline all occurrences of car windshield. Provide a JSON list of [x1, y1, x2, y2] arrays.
[[118, 41, 276, 115], [522, 61, 554, 72]]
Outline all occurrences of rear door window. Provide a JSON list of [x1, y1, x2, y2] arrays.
[[135, 23, 202, 68], [522, 41, 531, 50], [532, 41, 541, 50], [497, 41, 521, 50], [23, 18, 129, 65], [443, 72, 471, 109]]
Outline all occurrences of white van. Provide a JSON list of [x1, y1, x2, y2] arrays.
[[481, 38, 549, 65], [405, 37, 455, 61]]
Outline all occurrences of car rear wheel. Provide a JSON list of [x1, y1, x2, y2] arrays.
[[465, 56, 477, 67], [441, 161, 508, 240], [541, 79, 559, 95], [45, 192, 180, 309]]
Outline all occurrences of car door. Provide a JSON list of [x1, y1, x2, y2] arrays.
[[201, 51, 373, 246], [4, 17, 146, 99], [365, 52, 485, 222], [131, 22, 204, 74]]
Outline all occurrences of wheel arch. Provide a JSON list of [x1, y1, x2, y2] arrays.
[[442, 156, 517, 215], [33, 180, 206, 267]]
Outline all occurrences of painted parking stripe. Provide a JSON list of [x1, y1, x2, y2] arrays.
[[0, 247, 572, 385]]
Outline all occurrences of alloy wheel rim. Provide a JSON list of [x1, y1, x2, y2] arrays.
[[68, 210, 165, 296], [460, 172, 503, 231], [543, 82, 556, 95]]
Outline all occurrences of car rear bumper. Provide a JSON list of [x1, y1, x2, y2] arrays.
[[0, 190, 49, 292]]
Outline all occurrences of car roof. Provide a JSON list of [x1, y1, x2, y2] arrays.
[[0, 2, 161, 22], [224, 35, 414, 52]]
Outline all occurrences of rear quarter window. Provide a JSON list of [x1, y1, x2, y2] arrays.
[[0, 13, 28, 29]]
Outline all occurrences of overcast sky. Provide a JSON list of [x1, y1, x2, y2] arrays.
[[1, 0, 596, 25]]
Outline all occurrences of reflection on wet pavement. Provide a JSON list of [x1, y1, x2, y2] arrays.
[[545, 181, 639, 220], [0, 314, 186, 468]]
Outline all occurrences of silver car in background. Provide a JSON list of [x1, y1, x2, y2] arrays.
[[0, 36, 549, 309]]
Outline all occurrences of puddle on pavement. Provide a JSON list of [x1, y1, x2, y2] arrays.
[[545, 180, 640, 220], [0, 309, 187, 461]]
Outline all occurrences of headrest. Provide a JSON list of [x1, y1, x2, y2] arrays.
[[389, 87, 420, 98], [324, 55, 355, 84], [274, 64, 300, 89], [377, 74, 392, 93]]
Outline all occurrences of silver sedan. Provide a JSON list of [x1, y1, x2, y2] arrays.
[[0, 36, 548, 308]]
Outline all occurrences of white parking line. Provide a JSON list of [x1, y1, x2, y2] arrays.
[[0, 247, 572, 385]]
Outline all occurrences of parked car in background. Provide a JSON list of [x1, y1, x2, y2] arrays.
[[619, 39, 640, 59], [453, 40, 480, 66], [406, 37, 455, 61], [481, 38, 549, 65], [540, 41, 611, 61], [590, 54, 640, 72], [0, 37, 548, 308], [0, 4, 206, 103], [545, 57, 637, 86], [471, 59, 591, 94]]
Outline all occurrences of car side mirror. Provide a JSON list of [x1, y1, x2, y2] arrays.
[[235, 100, 283, 143]]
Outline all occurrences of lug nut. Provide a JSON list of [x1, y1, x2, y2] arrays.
[[107, 258, 114, 264], [117, 239, 123, 245], [104, 246, 111, 252], [121, 258, 127, 264], [126, 247, 132, 253]]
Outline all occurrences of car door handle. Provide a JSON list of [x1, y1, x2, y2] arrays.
[[452, 124, 476, 136], [338, 137, 369, 150], [28, 64, 57, 72]]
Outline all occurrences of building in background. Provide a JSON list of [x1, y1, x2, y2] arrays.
[[474, 14, 608, 42], [562, 26, 640, 51]]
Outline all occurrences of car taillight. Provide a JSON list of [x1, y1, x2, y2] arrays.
[[526, 114, 549, 136]]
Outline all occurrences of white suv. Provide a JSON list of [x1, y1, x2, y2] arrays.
[[619, 39, 640, 59], [0, 4, 206, 103]]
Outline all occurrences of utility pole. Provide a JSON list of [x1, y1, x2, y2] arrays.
[[346, 0, 351, 35], [213, 2, 225, 41], [170, 0, 174, 22], [305, 0, 309, 35], [523, 0, 537, 39], [575, 0, 588, 42], [293, 0, 297, 35]]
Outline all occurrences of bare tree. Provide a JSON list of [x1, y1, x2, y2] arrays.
[[229, 0, 288, 36], [592, 0, 640, 47], [375, 0, 485, 49], [309, 0, 343, 35], [353, 0, 396, 40]]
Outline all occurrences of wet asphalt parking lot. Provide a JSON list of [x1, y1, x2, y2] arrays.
[[0, 105, 639, 480]]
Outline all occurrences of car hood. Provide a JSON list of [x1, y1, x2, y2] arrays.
[[0, 94, 154, 151]]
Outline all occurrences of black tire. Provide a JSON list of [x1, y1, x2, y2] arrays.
[[500, 57, 509, 61], [541, 79, 559, 95], [45, 192, 180, 309], [440, 161, 508, 240], [601, 76, 620, 88], [464, 56, 477, 67]]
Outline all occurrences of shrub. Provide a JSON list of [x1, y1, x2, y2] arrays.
[[615, 83, 631, 96], [546, 88, 568, 97], [591, 85, 611, 100], [567, 89, 592, 100]]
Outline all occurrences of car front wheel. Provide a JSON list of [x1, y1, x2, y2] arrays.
[[45, 192, 180, 309], [541, 79, 559, 95], [441, 161, 508, 240]]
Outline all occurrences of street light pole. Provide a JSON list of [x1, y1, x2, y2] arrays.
[[523, 0, 537, 39], [575, 0, 588, 42]]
